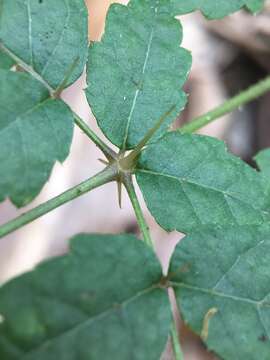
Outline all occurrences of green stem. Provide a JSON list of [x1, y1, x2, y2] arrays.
[[0, 165, 118, 239], [171, 322, 184, 360], [180, 75, 270, 134], [124, 177, 153, 248], [73, 113, 117, 161]]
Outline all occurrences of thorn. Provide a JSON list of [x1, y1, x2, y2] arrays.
[[120, 105, 176, 169], [117, 178, 123, 209], [98, 158, 109, 165]]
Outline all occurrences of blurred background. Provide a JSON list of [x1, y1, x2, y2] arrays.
[[1, 1, 270, 358]]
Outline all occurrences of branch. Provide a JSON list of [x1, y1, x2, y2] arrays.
[[0, 165, 118, 239], [72, 113, 117, 161], [180, 75, 270, 134], [124, 177, 153, 248]]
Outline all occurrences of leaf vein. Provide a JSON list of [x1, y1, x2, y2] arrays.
[[40, 0, 70, 81], [20, 285, 158, 359], [137, 168, 267, 217], [172, 282, 270, 307], [122, 24, 155, 149]]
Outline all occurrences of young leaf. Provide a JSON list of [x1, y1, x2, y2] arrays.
[[0, 0, 88, 89], [0, 70, 73, 207], [170, 225, 270, 359], [136, 132, 270, 234], [255, 148, 270, 177], [86, 0, 191, 150], [0, 234, 171, 359], [167, 0, 265, 19]]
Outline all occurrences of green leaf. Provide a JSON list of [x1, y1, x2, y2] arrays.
[[0, 0, 89, 206], [0, 70, 74, 207], [167, 0, 265, 19], [170, 225, 270, 359], [0, 0, 88, 89], [136, 132, 270, 233], [246, 0, 264, 12], [0, 51, 14, 69], [255, 149, 270, 178], [0, 234, 171, 359], [86, 0, 191, 150]]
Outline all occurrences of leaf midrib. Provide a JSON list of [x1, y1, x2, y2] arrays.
[[40, 0, 70, 80], [171, 282, 270, 307], [137, 168, 268, 216], [121, 16, 155, 150], [0, 43, 54, 95]]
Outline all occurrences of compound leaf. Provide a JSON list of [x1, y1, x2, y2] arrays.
[[0, 234, 171, 360], [167, 0, 265, 19], [86, 0, 191, 150], [255, 148, 270, 178], [170, 225, 270, 359], [136, 132, 270, 234], [0, 70, 74, 207], [0, 0, 88, 89]]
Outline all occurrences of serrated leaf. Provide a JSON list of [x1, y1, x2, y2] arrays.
[[0, 51, 14, 69], [0, 70, 73, 207], [0, 0, 88, 89], [86, 0, 191, 150], [0, 234, 171, 359], [170, 225, 270, 359], [0, 0, 88, 206], [167, 0, 264, 19], [136, 132, 270, 234], [255, 148, 270, 178]]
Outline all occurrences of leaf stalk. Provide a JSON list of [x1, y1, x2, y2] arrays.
[[72, 113, 117, 161], [180, 75, 270, 134], [171, 321, 184, 360], [0, 42, 116, 160], [124, 176, 153, 247]]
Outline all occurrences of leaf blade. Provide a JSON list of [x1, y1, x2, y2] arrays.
[[0, 234, 171, 360], [167, 0, 265, 19], [136, 132, 270, 233], [0, 0, 88, 89], [86, 0, 191, 149], [0, 70, 73, 207], [170, 225, 270, 359], [255, 148, 270, 178], [0, 51, 14, 69]]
